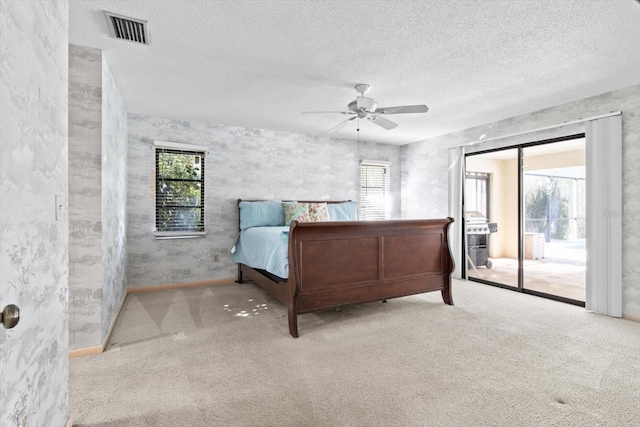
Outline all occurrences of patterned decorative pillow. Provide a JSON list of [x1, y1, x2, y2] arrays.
[[308, 202, 331, 222], [282, 202, 311, 225]]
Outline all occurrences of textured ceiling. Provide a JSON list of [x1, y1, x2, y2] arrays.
[[69, 0, 640, 145]]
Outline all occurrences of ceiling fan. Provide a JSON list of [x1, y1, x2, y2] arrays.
[[302, 84, 429, 132]]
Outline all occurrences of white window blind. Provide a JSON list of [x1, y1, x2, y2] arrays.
[[360, 161, 391, 220], [155, 146, 205, 235]]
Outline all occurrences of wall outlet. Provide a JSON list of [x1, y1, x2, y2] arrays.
[[213, 254, 219, 262]]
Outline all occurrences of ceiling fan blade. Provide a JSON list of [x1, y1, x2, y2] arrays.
[[328, 117, 357, 133], [375, 105, 429, 115], [302, 111, 352, 115], [368, 115, 398, 130]]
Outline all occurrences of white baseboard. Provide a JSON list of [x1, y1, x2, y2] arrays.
[[102, 289, 128, 349], [127, 277, 235, 294], [69, 289, 127, 359], [69, 345, 103, 358]]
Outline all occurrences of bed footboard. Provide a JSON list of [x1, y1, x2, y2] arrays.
[[287, 218, 455, 337]]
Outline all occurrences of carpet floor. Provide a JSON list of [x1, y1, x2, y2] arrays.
[[69, 279, 640, 426]]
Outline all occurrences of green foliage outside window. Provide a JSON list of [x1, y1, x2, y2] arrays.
[[525, 177, 569, 240], [156, 150, 204, 232]]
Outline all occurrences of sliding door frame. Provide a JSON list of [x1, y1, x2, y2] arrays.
[[463, 133, 586, 307]]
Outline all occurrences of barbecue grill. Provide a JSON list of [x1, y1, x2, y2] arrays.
[[466, 211, 498, 269]]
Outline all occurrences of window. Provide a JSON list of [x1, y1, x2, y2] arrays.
[[154, 142, 205, 237], [360, 161, 391, 220], [465, 172, 489, 218]]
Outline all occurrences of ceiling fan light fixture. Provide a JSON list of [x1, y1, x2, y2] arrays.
[[356, 97, 377, 112]]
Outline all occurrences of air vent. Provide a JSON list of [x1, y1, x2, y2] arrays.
[[104, 11, 149, 45]]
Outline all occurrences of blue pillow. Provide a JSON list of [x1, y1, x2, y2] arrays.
[[239, 201, 284, 230], [327, 201, 358, 221]]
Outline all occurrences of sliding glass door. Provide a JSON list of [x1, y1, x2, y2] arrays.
[[522, 139, 586, 302], [465, 148, 519, 288], [464, 136, 586, 305]]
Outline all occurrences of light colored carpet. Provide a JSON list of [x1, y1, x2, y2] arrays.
[[69, 279, 640, 426]]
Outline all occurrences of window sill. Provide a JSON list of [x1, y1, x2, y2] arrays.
[[153, 231, 206, 240]]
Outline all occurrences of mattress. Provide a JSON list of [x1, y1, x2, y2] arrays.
[[232, 226, 289, 279]]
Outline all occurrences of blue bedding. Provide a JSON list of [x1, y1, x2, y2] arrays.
[[232, 226, 289, 279]]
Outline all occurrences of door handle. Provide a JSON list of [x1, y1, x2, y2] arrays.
[[1, 304, 20, 329]]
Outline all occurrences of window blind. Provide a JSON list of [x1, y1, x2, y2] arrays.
[[360, 162, 390, 220], [155, 147, 205, 233]]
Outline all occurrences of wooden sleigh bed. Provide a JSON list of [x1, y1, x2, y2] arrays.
[[235, 200, 455, 337]]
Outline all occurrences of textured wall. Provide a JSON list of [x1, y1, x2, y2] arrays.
[[0, 1, 69, 426], [127, 114, 401, 288], [68, 44, 127, 348], [101, 54, 128, 341], [401, 84, 640, 317], [69, 44, 102, 348]]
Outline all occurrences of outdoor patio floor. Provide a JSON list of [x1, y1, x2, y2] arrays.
[[467, 240, 586, 302]]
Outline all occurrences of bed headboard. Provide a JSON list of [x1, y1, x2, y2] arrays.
[[236, 199, 356, 230], [236, 199, 352, 205]]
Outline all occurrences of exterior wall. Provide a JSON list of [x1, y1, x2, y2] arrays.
[[126, 113, 401, 289], [69, 44, 102, 348], [465, 155, 511, 258], [101, 55, 128, 341], [401, 84, 640, 317], [0, 1, 69, 426], [525, 148, 585, 171], [500, 158, 519, 259]]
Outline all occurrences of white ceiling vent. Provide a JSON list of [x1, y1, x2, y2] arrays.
[[103, 11, 149, 45]]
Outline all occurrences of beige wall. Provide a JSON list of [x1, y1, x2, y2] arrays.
[[466, 153, 516, 258], [524, 148, 585, 172], [466, 148, 585, 259], [500, 158, 519, 258]]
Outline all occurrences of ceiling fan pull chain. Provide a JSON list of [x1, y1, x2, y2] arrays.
[[357, 119, 360, 156]]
